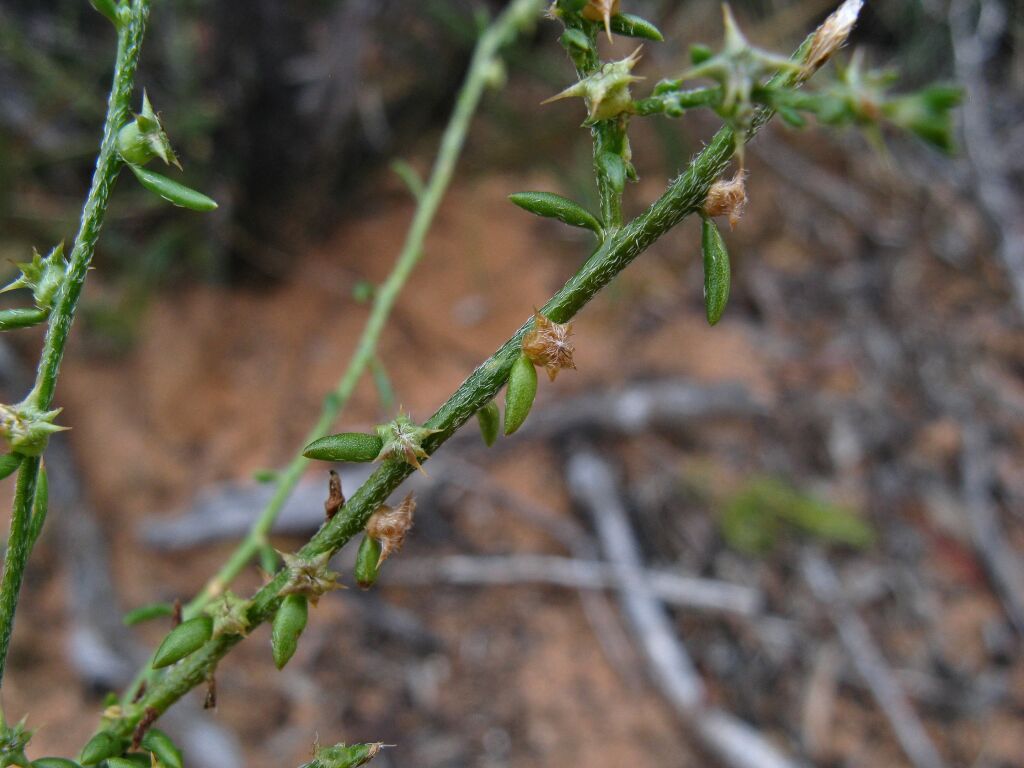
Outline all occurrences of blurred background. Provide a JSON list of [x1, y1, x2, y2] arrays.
[[1, 0, 1023, 766]]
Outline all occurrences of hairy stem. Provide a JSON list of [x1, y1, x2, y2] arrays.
[[106, 117, 740, 743], [116, 0, 546, 710], [103, 9, 817, 747], [187, 0, 545, 613], [0, 0, 151, 693], [0, 456, 39, 689]]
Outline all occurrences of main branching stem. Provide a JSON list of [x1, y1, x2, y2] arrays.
[[0, 0, 151, 695], [102, 7, 811, 749], [115, 0, 547, 711], [104, 116, 741, 745]]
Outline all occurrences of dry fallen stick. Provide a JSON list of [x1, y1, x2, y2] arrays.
[[385, 554, 763, 616], [959, 423, 1024, 636], [567, 448, 804, 768], [800, 551, 947, 768]]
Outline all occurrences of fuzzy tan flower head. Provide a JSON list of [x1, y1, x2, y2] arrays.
[[522, 311, 576, 381]]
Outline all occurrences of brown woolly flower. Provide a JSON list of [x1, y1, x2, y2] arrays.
[[701, 172, 747, 229], [803, 0, 862, 78], [278, 551, 344, 606], [366, 492, 416, 566], [582, 0, 620, 40], [522, 311, 576, 381]]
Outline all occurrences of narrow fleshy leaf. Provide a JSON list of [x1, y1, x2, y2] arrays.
[[609, 13, 663, 41], [140, 729, 183, 768], [0, 453, 21, 481], [701, 217, 731, 326], [129, 165, 218, 212], [354, 534, 382, 589], [122, 601, 175, 626], [303, 433, 384, 463], [475, 401, 500, 447], [0, 308, 48, 332], [503, 353, 537, 436], [271, 594, 308, 669], [508, 192, 602, 234], [151, 615, 213, 668]]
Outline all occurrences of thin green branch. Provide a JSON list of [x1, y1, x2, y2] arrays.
[[0, 0, 151, 693], [183, 0, 545, 617], [104, 117, 744, 745], [102, 5, 818, 748]]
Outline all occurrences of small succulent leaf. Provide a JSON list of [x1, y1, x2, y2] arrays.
[[475, 401, 500, 447], [354, 534, 383, 589], [503, 353, 537, 436], [151, 615, 213, 668], [0, 453, 21, 481], [701, 217, 731, 326], [78, 732, 125, 765], [508, 192, 602, 233], [122, 602, 175, 626], [609, 13, 663, 41], [140, 729, 183, 768], [89, 0, 120, 25], [271, 594, 308, 669], [303, 432, 384, 463], [129, 165, 217, 212]]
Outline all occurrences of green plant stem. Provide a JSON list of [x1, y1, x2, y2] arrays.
[[115, 0, 545, 711], [105, 115, 746, 745], [0, 0, 151, 694], [0, 456, 39, 688], [103, 12, 817, 748], [184, 0, 544, 618]]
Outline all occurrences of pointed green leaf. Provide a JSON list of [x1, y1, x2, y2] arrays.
[[89, 0, 120, 25], [152, 615, 213, 668], [79, 732, 124, 765], [610, 13, 664, 42], [271, 594, 308, 669], [0, 308, 48, 332], [129, 165, 218, 212], [701, 217, 730, 326], [123, 601, 175, 626], [140, 729, 183, 768], [475, 401, 500, 447], [503, 353, 537, 436], [354, 535, 382, 589], [507, 192, 602, 234], [0, 453, 21, 482], [303, 433, 384, 463]]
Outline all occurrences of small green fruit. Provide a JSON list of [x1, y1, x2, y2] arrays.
[[32, 759, 83, 768]]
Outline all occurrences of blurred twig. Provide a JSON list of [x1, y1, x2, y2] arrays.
[[567, 448, 804, 768], [800, 551, 947, 768], [948, 0, 1024, 313], [385, 554, 763, 615]]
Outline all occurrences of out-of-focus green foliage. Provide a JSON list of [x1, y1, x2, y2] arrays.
[[720, 476, 874, 553]]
